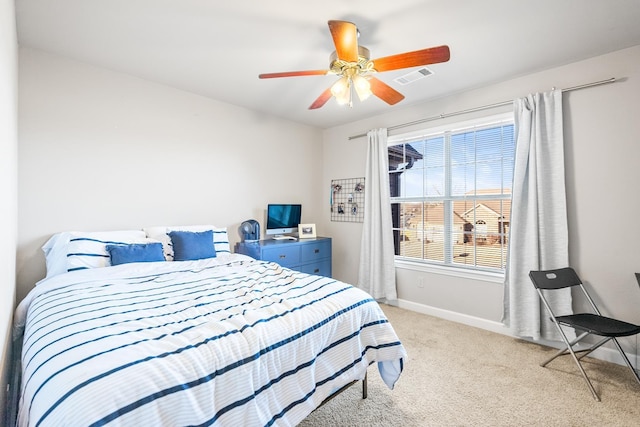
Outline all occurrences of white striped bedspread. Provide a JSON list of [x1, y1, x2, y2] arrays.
[[14, 254, 406, 426]]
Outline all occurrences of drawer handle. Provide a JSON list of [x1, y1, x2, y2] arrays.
[[279, 254, 286, 259], [314, 249, 320, 253]]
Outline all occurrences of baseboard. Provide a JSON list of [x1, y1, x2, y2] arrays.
[[395, 298, 509, 335], [394, 298, 640, 370]]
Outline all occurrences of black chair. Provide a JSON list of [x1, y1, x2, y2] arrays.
[[529, 267, 640, 401]]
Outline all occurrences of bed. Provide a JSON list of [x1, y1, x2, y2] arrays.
[[13, 226, 406, 426]]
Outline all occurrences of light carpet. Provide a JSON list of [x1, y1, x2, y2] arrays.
[[300, 304, 640, 426]]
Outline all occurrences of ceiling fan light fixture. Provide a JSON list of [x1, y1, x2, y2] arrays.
[[353, 74, 372, 101], [331, 76, 352, 106]]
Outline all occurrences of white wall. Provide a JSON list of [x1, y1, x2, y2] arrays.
[[17, 47, 324, 303], [322, 45, 640, 333], [0, 0, 18, 422]]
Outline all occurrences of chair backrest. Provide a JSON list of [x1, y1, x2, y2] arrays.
[[529, 267, 582, 290]]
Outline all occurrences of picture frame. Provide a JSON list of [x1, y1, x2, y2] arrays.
[[298, 223, 317, 239]]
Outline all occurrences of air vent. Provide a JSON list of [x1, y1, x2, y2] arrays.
[[393, 67, 433, 85]]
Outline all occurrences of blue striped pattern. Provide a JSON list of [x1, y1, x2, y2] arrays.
[[212, 229, 231, 254], [66, 237, 128, 272], [64, 231, 151, 272], [17, 255, 406, 426]]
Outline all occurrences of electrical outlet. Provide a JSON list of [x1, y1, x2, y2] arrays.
[[417, 277, 425, 288]]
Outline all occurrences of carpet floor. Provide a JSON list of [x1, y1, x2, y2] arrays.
[[299, 304, 640, 426]]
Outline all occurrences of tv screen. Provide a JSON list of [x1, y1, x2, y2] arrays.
[[266, 204, 302, 235]]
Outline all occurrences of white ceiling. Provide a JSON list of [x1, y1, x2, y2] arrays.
[[15, 0, 640, 129]]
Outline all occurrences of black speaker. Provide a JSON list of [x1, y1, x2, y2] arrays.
[[239, 219, 260, 242]]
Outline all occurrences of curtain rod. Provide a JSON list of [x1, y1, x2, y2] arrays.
[[347, 77, 618, 140]]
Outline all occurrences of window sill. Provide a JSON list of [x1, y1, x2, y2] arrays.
[[394, 258, 505, 284]]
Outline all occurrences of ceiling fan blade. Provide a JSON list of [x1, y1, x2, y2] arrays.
[[328, 20, 359, 62], [259, 70, 329, 79], [309, 87, 334, 110], [372, 45, 450, 72], [369, 77, 405, 105]]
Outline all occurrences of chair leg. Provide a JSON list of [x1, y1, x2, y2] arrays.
[[564, 342, 601, 401], [541, 331, 589, 367], [575, 337, 612, 361], [546, 327, 601, 401], [611, 338, 640, 387]]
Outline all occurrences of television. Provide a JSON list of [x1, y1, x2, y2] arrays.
[[265, 204, 302, 237]]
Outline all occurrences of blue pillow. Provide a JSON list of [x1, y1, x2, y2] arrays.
[[168, 230, 216, 261], [106, 242, 165, 266]]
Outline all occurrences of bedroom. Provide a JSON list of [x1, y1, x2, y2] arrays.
[[2, 0, 640, 425]]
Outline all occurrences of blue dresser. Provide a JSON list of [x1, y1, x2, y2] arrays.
[[235, 237, 332, 277]]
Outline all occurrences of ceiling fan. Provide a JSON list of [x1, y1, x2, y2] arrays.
[[258, 20, 450, 110]]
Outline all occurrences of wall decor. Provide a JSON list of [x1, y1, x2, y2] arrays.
[[331, 177, 365, 223]]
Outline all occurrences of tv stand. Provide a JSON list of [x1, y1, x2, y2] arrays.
[[272, 235, 297, 241]]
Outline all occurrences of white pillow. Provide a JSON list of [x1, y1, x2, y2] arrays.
[[42, 230, 149, 277], [143, 225, 230, 261], [42, 233, 70, 278]]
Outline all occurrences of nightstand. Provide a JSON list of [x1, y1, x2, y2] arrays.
[[235, 237, 332, 277]]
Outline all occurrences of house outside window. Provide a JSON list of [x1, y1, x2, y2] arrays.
[[388, 114, 515, 273]]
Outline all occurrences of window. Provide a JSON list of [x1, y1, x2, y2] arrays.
[[388, 114, 515, 272]]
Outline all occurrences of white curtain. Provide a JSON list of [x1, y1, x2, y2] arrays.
[[358, 128, 397, 301], [503, 89, 572, 341]]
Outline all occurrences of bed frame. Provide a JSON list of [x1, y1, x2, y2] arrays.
[[318, 372, 368, 408]]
